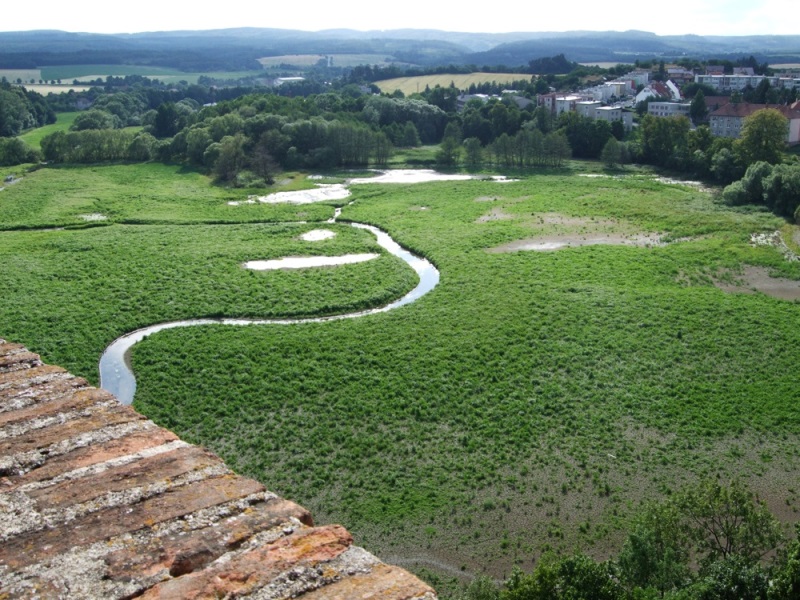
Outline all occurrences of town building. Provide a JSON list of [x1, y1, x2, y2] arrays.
[[648, 101, 691, 118], [709, 102, 800, 143], [694, 74, 800, 92]]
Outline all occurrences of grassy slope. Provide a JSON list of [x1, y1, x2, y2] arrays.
[[1, 162, 799, 594], [18, 112, 78, 151]]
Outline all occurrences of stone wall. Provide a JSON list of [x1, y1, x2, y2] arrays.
[[0, 338, 437, 599]]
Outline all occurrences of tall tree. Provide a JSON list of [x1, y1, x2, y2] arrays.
[[735, 108, 788, 166], [690, 89, 708, 124]]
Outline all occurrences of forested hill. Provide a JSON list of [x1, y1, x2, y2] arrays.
[[1, 29, 800, 70]]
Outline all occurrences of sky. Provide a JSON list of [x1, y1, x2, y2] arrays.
[[1, 0, 796, 37]]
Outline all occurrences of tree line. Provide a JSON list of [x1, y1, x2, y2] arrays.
[[451, 480, 799, 600]]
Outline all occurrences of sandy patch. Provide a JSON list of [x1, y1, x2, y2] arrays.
[[488, 232, 663, 253], [244, 253, 378, 270], [78, 213, 108, 221], [300, 229, 336, 241], [712, 265, 800, 301], [475, 196, 501, 202]]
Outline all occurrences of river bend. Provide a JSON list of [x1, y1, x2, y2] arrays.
[[99, 221, 439, 405]]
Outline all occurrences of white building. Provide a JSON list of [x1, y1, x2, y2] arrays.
[[694, 74, 800, 92], [594, 106, 633, 132], [648, 102, 691, 118], [555, 95, 583, 116], [576, 100, 603, 117]]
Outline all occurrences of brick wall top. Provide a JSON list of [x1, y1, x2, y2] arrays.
[[0, 338, 437, 600]]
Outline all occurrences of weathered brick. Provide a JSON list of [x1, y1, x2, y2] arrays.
[[103, 497, 313, 582], [138, 524, 353, 600], [0, 387, 115, 428], [300, 563, 438, 599], [0, 403, 145, 458], [0, 343, 41, 373], [27, 444, 222, 510], [2, 426, 178, 489], [0, 474, 265, 568]]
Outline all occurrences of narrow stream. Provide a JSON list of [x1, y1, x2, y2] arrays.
[[98, 220, 439, 405]]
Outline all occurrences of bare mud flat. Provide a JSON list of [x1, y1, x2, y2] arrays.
[[244, 253, 379, 270], [488, 232, 663, 253], [713, 265, 800, 301], [476, 208, 515, 222], [485, 212, 663, 252], [300, 229, 336, 241]]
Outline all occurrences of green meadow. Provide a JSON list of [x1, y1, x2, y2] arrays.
[[1, 162, 798, 591], [18, 112, 79, 151]]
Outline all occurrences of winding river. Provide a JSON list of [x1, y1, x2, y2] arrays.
[[100, 169, 514, 404], [99, 214, 439, 405]]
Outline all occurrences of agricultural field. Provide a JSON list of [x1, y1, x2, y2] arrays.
[[374, 72, 534, 96], [258, 54, 395, 68], [25, 65, 263, 85], [1, 161, 799, 595], [0, 69, 42, 83]]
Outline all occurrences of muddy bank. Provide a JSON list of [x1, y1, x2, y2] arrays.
[[713, 265, 800, 301], [488, 232, 663, 252]]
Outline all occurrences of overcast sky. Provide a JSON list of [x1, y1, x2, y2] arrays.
[[1, 0, 796, 36]]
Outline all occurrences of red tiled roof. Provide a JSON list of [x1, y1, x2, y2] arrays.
[[709, 102, 800, 119]]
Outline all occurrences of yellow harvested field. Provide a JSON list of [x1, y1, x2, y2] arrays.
[[20, 84, 92, 94], [375, 73, 532, 96]]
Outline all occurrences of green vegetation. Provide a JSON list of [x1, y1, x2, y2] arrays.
[[0, 163, 334, 229], [18, 112, 78, 150], [2, 160, 798, 598]]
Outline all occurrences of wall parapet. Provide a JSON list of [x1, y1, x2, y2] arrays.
[[0, 338, 436, 599]]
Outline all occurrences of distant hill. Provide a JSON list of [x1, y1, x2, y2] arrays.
[[0, 29, 799, 71]]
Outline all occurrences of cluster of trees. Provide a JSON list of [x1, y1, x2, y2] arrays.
[[724, 162, 800, 219], [0, 136, 40, 166], [0, 80, 55, 136], [623, 107, 796, 219], [454, 481, 800, 600], [41, 129, 159, 163]]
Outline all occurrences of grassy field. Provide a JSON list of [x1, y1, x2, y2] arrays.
[[18, 112, 79, 150], [40, 64, 189, 81], [33, 65, 264, 85], [374, 73, 534, 96], [1, 161, 799, 596]]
